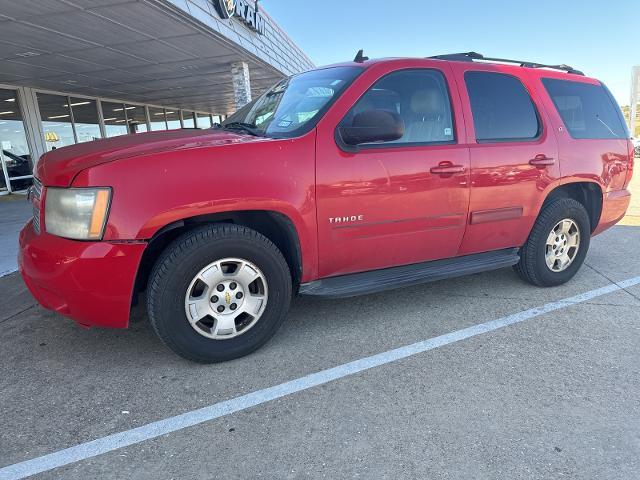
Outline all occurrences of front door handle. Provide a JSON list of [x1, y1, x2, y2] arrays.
[[430, 162, 467, 175], [529, 154, 555, 167]]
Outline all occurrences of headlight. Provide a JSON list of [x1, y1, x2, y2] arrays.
[[44, 187, 111, 240]]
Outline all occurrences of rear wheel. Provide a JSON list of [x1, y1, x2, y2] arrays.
[[515, 198, 591, 287], [147, 224, 292, 363]]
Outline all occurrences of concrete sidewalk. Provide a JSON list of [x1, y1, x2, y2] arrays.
[[0, 195, 30, 276]]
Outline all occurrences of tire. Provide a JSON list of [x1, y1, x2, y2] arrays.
[[514, 198, 591, 287], [147, 224, 292, 363]]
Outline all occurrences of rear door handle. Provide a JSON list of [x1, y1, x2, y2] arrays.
[[430, 162, 467, 175], [529, 154, 555, 167]]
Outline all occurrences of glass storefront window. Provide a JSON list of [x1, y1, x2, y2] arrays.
[[125, 105, 148, 134], [166, 110, 181, 130], [38, 93, 75, 151], [148, 107, 167, 131], [5, 88, 232, 192], [196, 113, 212, 129], [68, 97, 101, 144], [182, 111, 195, 128], [102, 101, 128, 138], [0, 88, 31, 192]]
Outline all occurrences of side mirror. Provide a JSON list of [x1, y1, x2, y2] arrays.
[[338, 110, 404, 147]]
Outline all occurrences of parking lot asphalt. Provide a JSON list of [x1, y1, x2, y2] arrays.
[[1, 175, 639, 480]]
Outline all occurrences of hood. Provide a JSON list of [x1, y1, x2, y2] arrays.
[[37, 128, 263, 186]]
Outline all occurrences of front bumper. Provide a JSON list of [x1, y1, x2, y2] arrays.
[[18, 221, 146, 328]]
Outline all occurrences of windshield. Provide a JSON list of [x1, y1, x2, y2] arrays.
[[222, 66, 363, 138]]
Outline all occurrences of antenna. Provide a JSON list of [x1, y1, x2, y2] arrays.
[[353, 49, 369, 63]]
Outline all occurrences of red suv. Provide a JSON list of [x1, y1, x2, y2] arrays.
[[19, 52, 633, 362]]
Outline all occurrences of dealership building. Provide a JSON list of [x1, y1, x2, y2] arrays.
[[0, 0, 314, 193]]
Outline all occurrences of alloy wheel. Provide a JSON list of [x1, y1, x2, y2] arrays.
[[184, 258, 268, 340], [545, 219, 580, 272]]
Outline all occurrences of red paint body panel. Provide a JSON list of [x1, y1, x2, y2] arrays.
[[19, 221, 145, 328], [71, 132, 319, 281], [534, 73, 632, 196], [37, 129, 248, 187], [593, 189, 631, 235], [314, 60, 470, 277], [450, 62, 562, 255], [19, 57, 632, 329]]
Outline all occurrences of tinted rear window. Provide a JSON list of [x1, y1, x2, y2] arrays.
[[542, 78, 627, 139], [465, 71, 540, 142]]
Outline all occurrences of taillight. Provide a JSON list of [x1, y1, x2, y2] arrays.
[[625, 140, 634, 188]]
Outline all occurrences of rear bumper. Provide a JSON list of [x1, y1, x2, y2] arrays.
[[18, 221, 146, 328], [593, 189, 631, 236]]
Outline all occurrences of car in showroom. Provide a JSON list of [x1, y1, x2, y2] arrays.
[[1, 150, 33, 192], [19, 52, 633, 362]]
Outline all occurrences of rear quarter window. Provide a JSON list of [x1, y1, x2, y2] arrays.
[[542, 78, 628, 139]]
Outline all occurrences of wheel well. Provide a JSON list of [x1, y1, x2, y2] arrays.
[[132, 211, 302, 304], [543, 182, 603, 233]]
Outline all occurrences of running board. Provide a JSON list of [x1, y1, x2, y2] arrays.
[[299, 248, 520, 298]]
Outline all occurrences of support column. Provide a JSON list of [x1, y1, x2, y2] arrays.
[[19, 87, 47, 168], [630, 66, 639, 137], [231, 61, 252, 112]]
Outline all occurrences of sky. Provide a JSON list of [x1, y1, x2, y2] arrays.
[[261, 0, 638, 106]]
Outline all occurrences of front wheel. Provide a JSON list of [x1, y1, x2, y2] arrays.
[[147, 224, 292, 363], [514, 198, 591, 287]]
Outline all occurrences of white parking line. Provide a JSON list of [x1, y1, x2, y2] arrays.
[[2, 275, 640, 480], [0, 269, 17, 278]]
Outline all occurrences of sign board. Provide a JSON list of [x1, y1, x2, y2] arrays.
[[211, 0, 266, 35]]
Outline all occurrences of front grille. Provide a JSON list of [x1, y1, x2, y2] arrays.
[[32, 178, 42, 234], [32, 178, 42, 199]]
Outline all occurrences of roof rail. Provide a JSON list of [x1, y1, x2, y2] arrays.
[[429, 52, 585, 76]]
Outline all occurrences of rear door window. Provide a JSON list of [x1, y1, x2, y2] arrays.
[[465, 71, 540, 142], [542, 78, 627, 139]]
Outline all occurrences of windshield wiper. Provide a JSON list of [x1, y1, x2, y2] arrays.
[[220, 122, 264, 137], [595, 115, 619, 138]]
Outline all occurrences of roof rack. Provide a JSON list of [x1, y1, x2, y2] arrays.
[[429, 52, 584, 76]]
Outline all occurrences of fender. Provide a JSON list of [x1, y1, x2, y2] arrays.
[[560, 174, 606, 191], [138, 199, 318, 281], [555, 178, 609, 234], [537, 178, 606, 230], [138, 198, 307, 239], [71, 131, 319, 281]]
